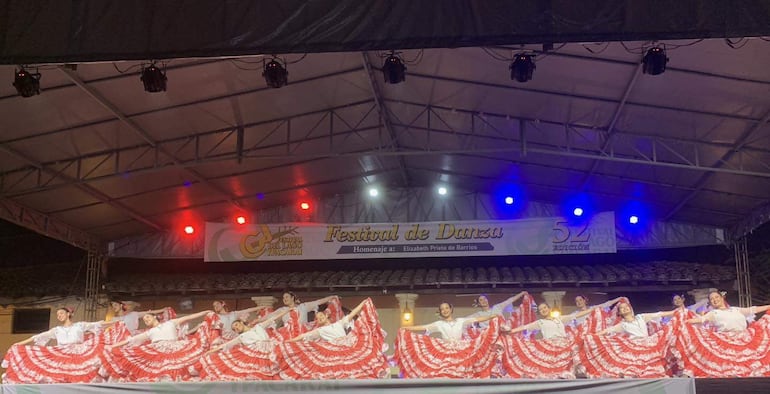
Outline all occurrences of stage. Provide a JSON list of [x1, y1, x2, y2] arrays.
[[3, 377, 770, 393], [0, 378, 696, 394]]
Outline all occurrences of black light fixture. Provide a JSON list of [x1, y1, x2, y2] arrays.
[[263, 57, 288, 88], [642, 46, 668, 75], [13, 67, 41, 97], [510, 53, 535, 83], [382, 53, 406, 84], [140, 63, 167, 93]]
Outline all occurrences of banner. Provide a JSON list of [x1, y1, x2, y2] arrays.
[[204, 212, 616, 262]]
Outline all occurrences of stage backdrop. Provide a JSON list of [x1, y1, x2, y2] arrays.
[[204, 212, 616, 262]]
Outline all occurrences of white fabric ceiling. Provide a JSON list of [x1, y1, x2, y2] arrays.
[[0, 39, 769, 243]]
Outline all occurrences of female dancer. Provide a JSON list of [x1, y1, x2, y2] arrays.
[[101, 310, 214, 382], [195, 308, 292, 381], [500, 302, 604, 378], [109, 301, 170, 335], [211, 300, 267, 340], [271, 292, 341, 339], [277, 298, 389, 380], [2, 307, 122, 384], [675, 291, 770, 377], [580, 300, 676, 378], [566, 295, 623, 330], [468, 291, 528, 328], [394, 302, 502, 378]]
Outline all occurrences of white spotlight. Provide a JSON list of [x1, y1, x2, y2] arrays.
[[573, 207, 584, 217], [629, 215, 639, 224], [504, 196, 514, 205], [437, 186, 447, 196], [368, 187, 379, 197]]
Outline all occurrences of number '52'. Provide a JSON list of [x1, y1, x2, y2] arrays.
[[552, 221, 590, 243]]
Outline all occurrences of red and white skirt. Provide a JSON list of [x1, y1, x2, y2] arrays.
[[276, 298, 388, 380], [499, 332, 578, 379], [578, 328, 672, 378], [672, 315, 770, 377], [99, 315, 217, 382], [394, 317, 501, 379], [1, 322, 130, 384], [194, 340, 280, 381]]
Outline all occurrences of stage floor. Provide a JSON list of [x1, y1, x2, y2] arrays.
[[1, 378, 699, 394]]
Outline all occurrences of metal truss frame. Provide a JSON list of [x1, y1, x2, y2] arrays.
[[84, 250, 104, 321], [3, 99, 770, 200], [0, 197, 101, 251], [734, 236, 752, 307]]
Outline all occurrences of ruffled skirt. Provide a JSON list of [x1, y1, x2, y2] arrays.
[[1, 322, 130, 384], [499, 333, 577, 379], [277, 298, 388, 380], [394, 317, 500, 378], [672, 314, 770, 377], [195, 340, 280, 381], [99, 314, 217, 382]]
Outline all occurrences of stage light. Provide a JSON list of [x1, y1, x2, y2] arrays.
[[236, 216, 247, 225], [437, 186, 447, 196], [504, 196, 514, 205], [629, 215, 639, 224], [573, 207, 584, 217], [368, 187, 379, 197], [642, 47, 668, 76], [13, 67, 41, 97], [402, 306, 413, 322], [263, 58, 288, 88], [382, 53, 406, 84], [300, 202, 310, 210], [550, 310, 561, 318], [510, 53, 535, 83], [184, 225, 195, 234], [140, 63, 167, 93]]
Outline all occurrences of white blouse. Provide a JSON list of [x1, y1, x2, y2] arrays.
[[469, 303, 506, 328], [33, 322, 101, 345], [619, 314, 652, 337], [148, 321, 178, 342], [537, 318, 566, 339], [113, 311, 142, 333], [710, 307, 748, 332], [218, 311, 239, 335], [425, 318, 469, 341], [224, 324, 270, 350], [316, 319, 350, 341]]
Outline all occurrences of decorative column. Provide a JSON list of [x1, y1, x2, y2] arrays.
[[395, 293, 419, 326]]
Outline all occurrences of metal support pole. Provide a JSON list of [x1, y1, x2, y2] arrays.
[[84, 251, 103, 321], [734, 237, 751, 307]]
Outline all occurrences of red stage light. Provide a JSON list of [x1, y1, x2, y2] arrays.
[[300, 202, 310, 210], [184, 225, 195, 234], [236, 216, 246, 225]]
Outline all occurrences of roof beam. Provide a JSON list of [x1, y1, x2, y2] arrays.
[[664, 107, 770, 221], [578, 63, 643, 190], [0, 198, 101, 251], [59, 67, 245, 212], [382, 123, 770, 178], [1, 66, 364, 146], [361, 51, 410, 187], [409, 72, 763, 123], [0, 144, 163, 231], [0, 101, 379, 198]]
